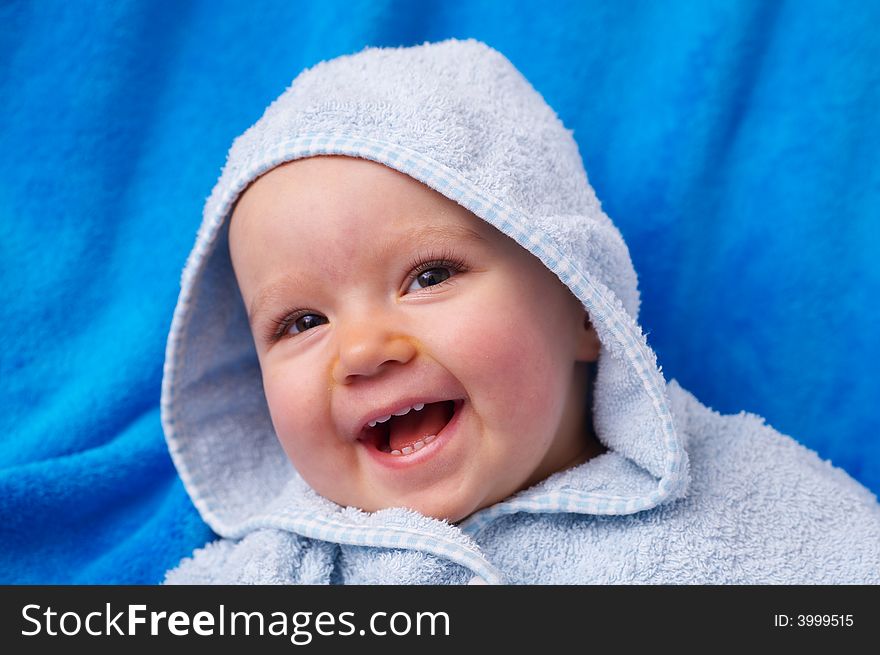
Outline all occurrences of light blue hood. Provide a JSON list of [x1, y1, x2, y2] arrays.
[[161, 38, 689, 549]]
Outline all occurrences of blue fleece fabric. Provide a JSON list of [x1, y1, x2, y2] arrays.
[[1, 0, 878, 583]]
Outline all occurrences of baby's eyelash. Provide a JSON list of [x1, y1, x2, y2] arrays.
[[405, 247, 469, 286], [263, 247, 469, 344], [264, 305, 309, 345]]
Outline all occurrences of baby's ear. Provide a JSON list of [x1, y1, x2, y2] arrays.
[[576, 313, 601, 363]]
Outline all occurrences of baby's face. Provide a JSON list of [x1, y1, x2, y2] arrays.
[[229, 155, 601, 523]]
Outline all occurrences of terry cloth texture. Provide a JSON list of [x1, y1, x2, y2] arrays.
[[161, 38, 880, 584]]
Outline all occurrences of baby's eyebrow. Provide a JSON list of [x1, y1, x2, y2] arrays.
[[247, 223, 485, 324], [374, 223, 485, 261]]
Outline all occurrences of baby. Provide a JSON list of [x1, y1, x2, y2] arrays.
[[162, 39, 880, 584]]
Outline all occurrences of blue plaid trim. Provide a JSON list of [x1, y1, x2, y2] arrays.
[[237, 510, 507, 585], [164, 132, 686, 574]]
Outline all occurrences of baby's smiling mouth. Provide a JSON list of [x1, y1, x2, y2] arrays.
[[361, 400, 459, 456]]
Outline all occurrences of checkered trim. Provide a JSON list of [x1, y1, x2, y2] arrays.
[[241, 508, 507, 585]]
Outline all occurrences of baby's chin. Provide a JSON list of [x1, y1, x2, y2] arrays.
[[397, 499, 480, 525], [303, 464, 499, 524]]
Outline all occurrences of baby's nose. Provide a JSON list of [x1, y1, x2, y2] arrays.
[[331, 320, 417, 383]]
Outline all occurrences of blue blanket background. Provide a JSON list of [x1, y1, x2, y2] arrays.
[[2, 0, 878, 583]]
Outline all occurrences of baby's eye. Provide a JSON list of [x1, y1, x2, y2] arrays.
[[406, 265, 454, 293], [404, 252, 467, 293], [283, 312, 328, 337]]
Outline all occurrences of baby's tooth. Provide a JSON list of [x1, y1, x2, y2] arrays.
[[382, 433, 439, 457], [413, 403, 425, 411], [392, 406, 411, 416], [368, 420, 377, 428], [376, 414, 392, 424]]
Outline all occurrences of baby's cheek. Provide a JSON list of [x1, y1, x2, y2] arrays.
[[263, 372, 358, 501], [457, 306, 564, 431], [262, 368, 326, 455], [262, 381, 305, 454]]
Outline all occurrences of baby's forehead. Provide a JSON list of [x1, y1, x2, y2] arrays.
[[236, 159, 499, 234]]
